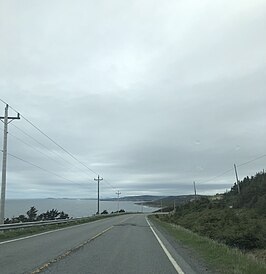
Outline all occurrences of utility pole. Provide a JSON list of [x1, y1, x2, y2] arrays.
[[234, 164, 241, 194], [0, 104, 20, 224], [94, 175, 103, 214], [193, 181, 197, 200], [116, 190, 121, 213]]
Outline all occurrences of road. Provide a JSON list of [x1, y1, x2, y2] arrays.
[[0, 214, 198, 274]]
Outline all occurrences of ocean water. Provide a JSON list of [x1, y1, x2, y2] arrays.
[[5, 199, 157, 219]]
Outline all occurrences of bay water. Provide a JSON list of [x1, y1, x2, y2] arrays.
[[5, 199, 158, 219]]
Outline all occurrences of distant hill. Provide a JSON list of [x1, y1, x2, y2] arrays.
[[142, 195, 207, 209], [102, 195, 166, 202], [156, 170, 266, 251], [103, 194, 208, 210]]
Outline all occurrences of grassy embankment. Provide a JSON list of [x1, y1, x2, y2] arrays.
[[151, 171, 266, 273], [151, 216, 266, 274]]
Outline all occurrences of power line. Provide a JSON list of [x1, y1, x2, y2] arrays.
[[3, 98, 265, 197], [0, 98, 8, 106], [102, 178, 117, 191], [0, 100, 98, 186], [8, 125, 95, 183], [1, 99, 118, 191], [8, 131, 68, 168], [198, 152, 266, 185], [7, 152, 80, 185], [198, 167, 234, 184], [19, 114, 98, 176], [0, 99, 98, 176], [237, 154, 266, 168], [9, 123, 75, 167]]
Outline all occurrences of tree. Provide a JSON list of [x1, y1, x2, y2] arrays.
[[38, 209, 60, 220], [46, 209, 60, 220], [59, 211, 69, 219], [17, 215, 28, 222], [26, 206, 38, 222], [4, 218, 11, 224]]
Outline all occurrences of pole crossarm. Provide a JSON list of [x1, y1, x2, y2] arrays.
[[0, 110, 20, 122], [0, 115, 20, 120]]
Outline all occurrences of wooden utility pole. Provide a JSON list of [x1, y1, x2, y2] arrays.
[[116, 190, 121, 212], [94, 175, 103, 214], [234, 164, 241, 194], [193, 181, 197, 200], [0, 104, 20, 224]]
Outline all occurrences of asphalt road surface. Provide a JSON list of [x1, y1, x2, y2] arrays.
[[0, 214, 199, 274]]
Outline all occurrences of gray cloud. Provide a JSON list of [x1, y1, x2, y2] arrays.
[[0, 0, 265, 198]]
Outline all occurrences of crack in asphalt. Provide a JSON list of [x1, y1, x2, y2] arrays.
[[30, 226, 113, 274], [114, 222, 149, 228]]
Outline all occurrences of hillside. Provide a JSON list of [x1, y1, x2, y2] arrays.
[[142, 195, 202, 209], [156, 171, 266, 255], [224, 171, 266, 214]]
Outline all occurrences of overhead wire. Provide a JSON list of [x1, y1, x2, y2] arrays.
[[3, 97, 265, 195], [9, 123, 75, 167], [1, 99, 98, 176], [102, 178, 117, 191], [8, 130, 70, 169], [20, 114, 98, 176], [9, 124, 96, 183], [198, 167, 234, 184], [8, 132, 95, 184], [198, 153, 266, 185], [6, 152, 80, 185], [0, 98, 8, 106], [237, 154, 266, 168], [1, 98, 117, 190]]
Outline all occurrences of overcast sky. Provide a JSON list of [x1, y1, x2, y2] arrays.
[[0, 0, 265, 199]]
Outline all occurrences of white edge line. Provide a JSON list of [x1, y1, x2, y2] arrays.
[[0, 214, 135, 245], [0, 217, 108, 245], [146, 217, 185, 274]]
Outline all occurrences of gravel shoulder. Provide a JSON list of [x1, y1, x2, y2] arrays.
[[149, 216, 218, 274]]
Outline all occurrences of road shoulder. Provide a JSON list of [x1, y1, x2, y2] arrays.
[[148, 215, 217, 274]]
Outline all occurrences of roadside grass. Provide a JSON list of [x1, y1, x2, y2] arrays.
[[150, 216, 266, 274], [0, 214, 117, 242]]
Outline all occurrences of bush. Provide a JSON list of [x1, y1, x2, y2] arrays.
[[160, 201, 266, 250]]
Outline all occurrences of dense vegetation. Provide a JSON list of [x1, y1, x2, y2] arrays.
[[4, 206, 69, 224], [156, 171, 266, 251], [4, 207, 126, 223], [143, 195, 198, 208]]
